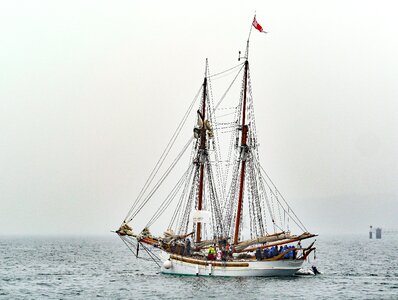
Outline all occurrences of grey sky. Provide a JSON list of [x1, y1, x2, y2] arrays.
[[1, 0, 397, 236]]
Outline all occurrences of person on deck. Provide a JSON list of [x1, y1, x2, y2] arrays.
[[226, 244, 231, 257], [216, 248, 222, 261], [171, 241, 176, 254], [269, 246, 275, 258], [255, 247, 262, 261], [179, 242, 185, 256], [283, 245, 289, 259], [185, 238, 191, 256], [228, 244, 234, 257], [263, 248, 269, 259], [208, 245, 216, 260], [289, 245, 294, 259], [221, 246, 227, 261], [296, 241, 302, 258]]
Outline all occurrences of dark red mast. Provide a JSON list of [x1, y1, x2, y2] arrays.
[[233, 59, 249, 245], [196, 75, 207, 243]]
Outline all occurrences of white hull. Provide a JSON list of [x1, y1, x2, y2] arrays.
[[160, 253, 303, 277]]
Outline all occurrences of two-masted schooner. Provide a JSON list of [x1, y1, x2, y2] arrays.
[[116, 17, 317, 277]]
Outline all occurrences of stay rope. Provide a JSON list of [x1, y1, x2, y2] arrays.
[[123, 86, 202, 223], [208, 62, 244, 79], [145, 165, 193, 228], [128, 137, 194, 222], [252, 154, 308, 232]]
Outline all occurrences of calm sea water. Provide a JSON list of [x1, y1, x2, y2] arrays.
[[1, 234, 397, 299]]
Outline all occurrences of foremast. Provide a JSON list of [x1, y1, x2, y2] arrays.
[[196, 75, 207, 243], [193, 60, 224, 244]]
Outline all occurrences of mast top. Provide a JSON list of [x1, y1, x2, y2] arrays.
[[240, 13, 267, 61], [204, 58, 208, 77], [238, 14, 254, 62]]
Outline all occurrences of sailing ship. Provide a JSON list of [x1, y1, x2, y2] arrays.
[[116, 17, 317, 277]]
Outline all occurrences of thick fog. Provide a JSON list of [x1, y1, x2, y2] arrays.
[[1, 0, 397, 236]]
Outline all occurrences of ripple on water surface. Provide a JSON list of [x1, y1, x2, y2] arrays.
[[1, 234, 398, 299]]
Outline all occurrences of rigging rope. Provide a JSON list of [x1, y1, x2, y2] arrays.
[[169, 146, 197, 231], [215, 111, 239, 119], [128, 137, 194, 222], [207, 64, 225, 204], [145, 165, 193, 228], [123, 86, 202, 223], [208, 62, 244, 79], [213, 64, 245, 111], [252, 154, 308, 232]]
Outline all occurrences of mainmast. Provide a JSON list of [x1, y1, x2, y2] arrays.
[[234, 42, 250, 245], [196, 70, 207, 243]]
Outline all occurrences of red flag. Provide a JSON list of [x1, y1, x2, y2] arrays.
[[252, 16, 267, 33]]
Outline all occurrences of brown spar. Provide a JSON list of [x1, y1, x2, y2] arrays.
[[233, 231, 290, 251], [301, 247, 316, 260], [233, 60, 249, 245], [235, 231, 287, 245], [196, 163, 205, 243], [235, 233, 318, 253]]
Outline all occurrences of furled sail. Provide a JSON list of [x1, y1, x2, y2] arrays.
[[234, 232, 294, 251], [116, 222, 134, 236]]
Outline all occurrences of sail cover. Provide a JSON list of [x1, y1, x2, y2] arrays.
[[192, 210, 211, 223]]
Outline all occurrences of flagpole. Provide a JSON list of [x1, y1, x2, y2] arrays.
[[247, 12, 255, 42], [245, 12, 255, 59]]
